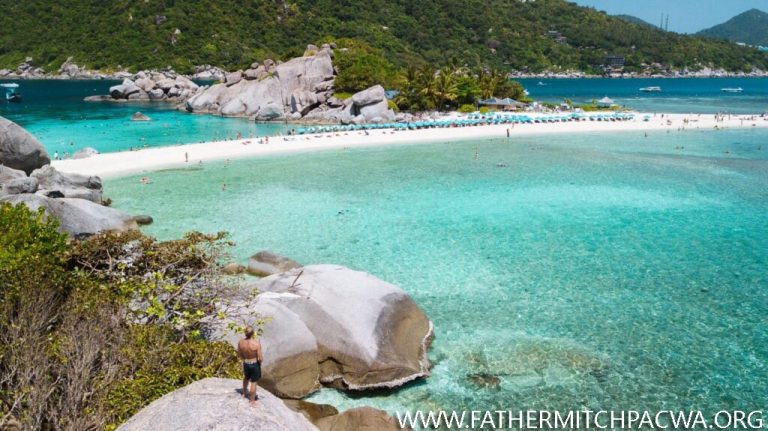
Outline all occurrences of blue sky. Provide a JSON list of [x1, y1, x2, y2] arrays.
[[570, 0, 767, 33]]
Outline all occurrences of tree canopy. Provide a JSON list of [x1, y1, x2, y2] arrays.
[[1, 0, 766, 73]]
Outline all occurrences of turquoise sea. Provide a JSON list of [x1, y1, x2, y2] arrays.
[[106, 129, 768, 419], [0, 80, 291, 155], [520, 77, 768, 114], [4, 79, 767, 422]]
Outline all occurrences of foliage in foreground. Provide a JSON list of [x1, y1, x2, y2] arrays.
[[0, 202, 241, 430]]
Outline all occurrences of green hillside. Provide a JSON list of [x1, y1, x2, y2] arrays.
[[1, 0, 766, 73], [697, 8, 768, 47], [614, 14, 658, 29]]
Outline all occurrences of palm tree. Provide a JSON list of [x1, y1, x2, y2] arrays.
[[431, 69, 458, 111]]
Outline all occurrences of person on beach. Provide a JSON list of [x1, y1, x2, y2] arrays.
[[54, 150, 59, 160], [238, 326, 264, 406], [185, 152, 189, 163]]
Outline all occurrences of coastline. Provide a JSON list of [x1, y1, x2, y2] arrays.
[[53, 112, 768, 178]]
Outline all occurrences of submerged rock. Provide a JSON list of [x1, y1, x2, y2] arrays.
[[131, 214, 154, 225], [72, 147, 99, 159], [116, 378, 317, 431], [131, 111, 151, 121], [0, 116, 51, 174], [247, 250, 301, 276]]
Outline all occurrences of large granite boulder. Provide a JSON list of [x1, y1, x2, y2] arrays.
[[0, 165, 26, 187], [72, 147, 99, 159], [350, 85, 395, 123], [186, 46, 334, 120], [217, 265, 433, 398], [1, 194, 137, 238], [248, 250, 302, 276], [316, 407, 406, 431], [31, 165, 103, 203], [2, 177, 38, 195], [0, 116, 51, 174], [116, 378, 318, 431], [109, 79, 141, 99], [214, 295, 321, 398]]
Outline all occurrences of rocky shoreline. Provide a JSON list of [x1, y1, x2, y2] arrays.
[[1, 115, 430, 429]]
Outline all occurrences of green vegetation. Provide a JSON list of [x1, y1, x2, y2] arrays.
[[697, 9, 768, 47], [394, 65, 526, 111], [0, 203, 241, 430], [0, 0, 766, 73]]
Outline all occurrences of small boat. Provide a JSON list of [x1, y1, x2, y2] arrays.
[[1, 83, 22, 102], [721, 87, 743, 93], [640, 86, 662, 92], [537, 81, 547, 86]]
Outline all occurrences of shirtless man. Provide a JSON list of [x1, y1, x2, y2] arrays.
[[237, 326, 264, 406]]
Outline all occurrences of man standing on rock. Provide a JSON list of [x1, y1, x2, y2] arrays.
[[238, 326, 264, 406]]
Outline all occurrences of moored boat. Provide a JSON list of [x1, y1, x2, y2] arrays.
[[721, 87, 743, 93], [1, 83, 22, 102], [639, 86, 662, 92]]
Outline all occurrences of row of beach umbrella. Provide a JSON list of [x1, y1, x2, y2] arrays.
[[296, 112, 635, 135]]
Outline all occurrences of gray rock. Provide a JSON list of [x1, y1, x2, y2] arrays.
[[2, 177, 38, 195], [225, 70, 243, 87], [135, 77, 156, 92], [72, 147, 99, 159], [350, 84, 386, 107], [148, 88, 166, 100], [247, 250, 301, 277], [109, 79, 141, 99], [359, 99, 395, 122], [315, 407, 406, 431], [221, 262, 246, 275], [255, 102, 284, 120], [240, 265, 433, 394], [1, 194, 138, 238], [212, 295, 321, 399], [131, 112, 151, 121], [0, 165, 26, 186], [31, 165, 103, 203], [132, 214, 153, 225], [116, 378, 318, 431], [0, 116, 51, 174], [290, 90, 320, 116], [166, 86, 181, 98], [126, 90, 149, 101]]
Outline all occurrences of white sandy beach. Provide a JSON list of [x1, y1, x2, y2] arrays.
[[53, 112, 768, 178]]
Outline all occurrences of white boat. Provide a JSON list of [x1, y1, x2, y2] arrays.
[[1, 83, 22, 102], [640, 86, 662, 92], [721, 87, 743, 93]]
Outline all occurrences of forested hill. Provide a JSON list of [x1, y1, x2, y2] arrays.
[[697, 9, 768, 47], [1, 0, 767, 74]]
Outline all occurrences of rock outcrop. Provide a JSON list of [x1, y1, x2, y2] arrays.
[[247, 250, 301, 277], [0, 116, 51, 174], [31, 165, 103, 203], [191, 64, 226, 80], [88, 70, 199, 102], [1, 194, 138, 238], [116, 378, 318, 431], [315, 407, 406, 431], [215, 265, 433, 398], [0, 118, 140, 238], [185, 44, 395, 124]]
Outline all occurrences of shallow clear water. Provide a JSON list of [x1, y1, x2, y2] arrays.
[[0, 80, 292, 155], [107, 129, 768, 417], [519, 77, 768, 114]]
